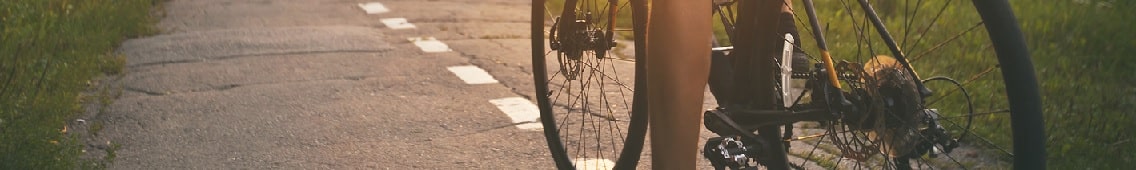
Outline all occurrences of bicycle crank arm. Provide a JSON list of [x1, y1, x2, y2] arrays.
[[704, 107, 834, 136]]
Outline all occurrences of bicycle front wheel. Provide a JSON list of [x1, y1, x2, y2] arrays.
[[531, 0, 648, 169]]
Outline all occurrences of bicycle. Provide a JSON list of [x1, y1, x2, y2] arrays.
[[531, 0, 1045, 169]]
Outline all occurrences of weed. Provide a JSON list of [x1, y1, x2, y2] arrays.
[[88, 122, 104, 137], [0, 0, 158, 168], [105, 142, 120, 163]]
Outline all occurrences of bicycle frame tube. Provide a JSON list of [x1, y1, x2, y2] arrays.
[[800, 0, 842, 90], [804, 0, 930, 96], [607, 0, 617, 44], [713, 5, 737, 45]]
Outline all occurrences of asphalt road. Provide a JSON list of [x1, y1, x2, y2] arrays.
[[82, 0, 856, 169]]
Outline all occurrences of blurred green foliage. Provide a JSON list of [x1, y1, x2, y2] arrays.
[[1013, 0, 1135, 168], [0, 0, 157, 168]]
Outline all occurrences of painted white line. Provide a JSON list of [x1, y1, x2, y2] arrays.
[[380, 18, 416, 29], [408, 37, 452, 53], [357, 2, 389, 14], [488, 97, 542, 130], [447, 65, 499, 85], [573, 158, 615, 170]]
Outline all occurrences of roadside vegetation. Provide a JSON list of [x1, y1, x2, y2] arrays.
[[544, 0, 1133, 168], [0, 0, 158, 168], [1010, 1, 1134, 168]]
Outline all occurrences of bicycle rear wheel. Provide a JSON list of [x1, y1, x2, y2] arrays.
[[531, 0, 648, 169], [774, 0, 1044, 169]]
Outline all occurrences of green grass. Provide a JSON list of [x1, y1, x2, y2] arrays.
[[1011, 1, 1135, 168], [544, 0, 1134, 169], [0, 0, 158, 169]]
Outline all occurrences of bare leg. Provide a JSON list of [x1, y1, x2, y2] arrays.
[[646, 0, 711, 169]]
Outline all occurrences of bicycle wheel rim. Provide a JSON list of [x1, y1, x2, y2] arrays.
[[531, 0, 647, 169]]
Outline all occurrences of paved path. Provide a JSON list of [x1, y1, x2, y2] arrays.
[[94, 0, 553, 168]]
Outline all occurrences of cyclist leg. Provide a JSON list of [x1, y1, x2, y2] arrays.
[[645, 0, 712, 169]]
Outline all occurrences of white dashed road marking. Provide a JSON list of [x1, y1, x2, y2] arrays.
[[357, 2, 389, 14], [373, 0, 535, 135], [447, 65, 499, 85], [488, 97, 542, 130], [573, 158, 615, 170], [380, 18, 416, 29], [408, 37, 452, 53]]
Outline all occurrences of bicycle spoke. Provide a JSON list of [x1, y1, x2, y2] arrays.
[[606, 55, 632, 117], [590, 56, 623, 161], [798, 130, 830, 168], [899, 0, 927, 50], [903, 0, 954, 52], [909, 21, 985, 62], [925, 64, 996, 106], [937, 111, 1014, 156]]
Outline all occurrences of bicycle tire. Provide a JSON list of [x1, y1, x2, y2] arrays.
[[531, 0, 649, 169], [972, 1, 1046, 169]]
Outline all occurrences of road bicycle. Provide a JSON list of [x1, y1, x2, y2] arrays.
[[530, 0, 1045, 169]]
